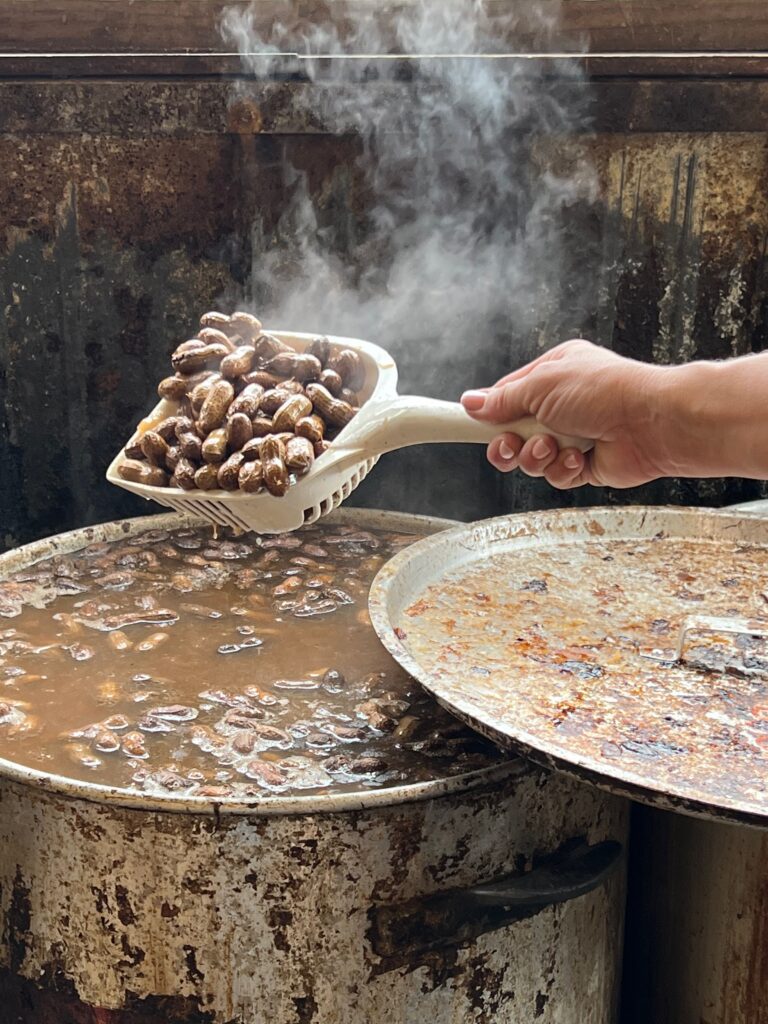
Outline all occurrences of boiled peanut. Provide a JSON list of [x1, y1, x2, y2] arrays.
[[173, 457, 197, 490], [198, 379, 235, 434], [124, 437, 144, 460], [285, 436, 315, 476], [200, 311, 233, 333], [243, 370, 282, 389], [118, 459, 168, 487], [318, 368, 343, 396], [306, 383, 356, 427], [327, 348, 365, 390], [314, 439, 331, 457], [140, 431, 170, 466], [308, 336, 331, 362], [194, 464, 220, 490], [158, 375, 189, 401], [241, 437, 264, 461], [153, 416, 186, 442], [218, 452, 246, 491], [177, 431, 203, 461], [221, 345, 257, 380], [171, 341, 229, 374], [165, 445, 181, 472], [273, 432, 296, 446], [295, 414, 325, 443], [198, 327, 236, 351], [172, 415, 195, 436], [254, 332, 290, 360], [272, 394, 313, 433], [190, 373, 223, 414], [121, 732, 148, 758], [261, 437, 289, 496], [260, 387, 296, 416], [339, 388, 359, 406], [201, 428, 228, 463], [228, 383, 264, 419], [265, 352, 322, 382], [251, 416, 273, 437], [229, 311, 263, 340], [226, 413, 253, 451], [239, 460, 264, 492]]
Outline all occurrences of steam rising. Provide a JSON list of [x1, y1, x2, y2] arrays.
[[220, 2, 595, 374]]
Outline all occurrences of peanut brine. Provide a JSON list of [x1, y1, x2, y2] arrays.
[[0, 524, 502, 797]]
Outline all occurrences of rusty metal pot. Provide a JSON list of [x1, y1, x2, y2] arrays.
[[0, 509, 628, 1024]]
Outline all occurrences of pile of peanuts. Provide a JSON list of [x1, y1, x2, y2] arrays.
[[118, 312, 364, 496]]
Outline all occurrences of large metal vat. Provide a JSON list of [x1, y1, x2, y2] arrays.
[[0, 509, 629, 1024]]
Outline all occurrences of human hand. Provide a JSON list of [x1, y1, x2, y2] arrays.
[[460, 339, 671, 489]]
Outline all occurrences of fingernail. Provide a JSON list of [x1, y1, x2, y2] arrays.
[[461, 390, 486, 411], [564, 454, 581, 470], [532, 439, 550, 460], [499, 441, 516, 460]]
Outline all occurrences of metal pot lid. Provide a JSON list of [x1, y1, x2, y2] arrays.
[[369, 506, 768, 828]]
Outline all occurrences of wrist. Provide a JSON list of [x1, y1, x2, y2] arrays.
[[653, 360, 752, 478]]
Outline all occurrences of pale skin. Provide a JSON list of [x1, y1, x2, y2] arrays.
[[460, 339, 768, 490]]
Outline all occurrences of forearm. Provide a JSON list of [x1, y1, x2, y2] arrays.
[[654, 353, 768, 480]]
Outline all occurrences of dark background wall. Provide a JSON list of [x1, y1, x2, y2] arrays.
[[2, 1, 768, 549]]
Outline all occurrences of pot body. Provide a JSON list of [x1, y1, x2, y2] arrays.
[[0, 509, 629, 1023], [623, 805, 768, 1024], [0, 764, 628, 1024]]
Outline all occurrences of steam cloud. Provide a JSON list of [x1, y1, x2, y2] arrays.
[[220, 1, 596, 385]]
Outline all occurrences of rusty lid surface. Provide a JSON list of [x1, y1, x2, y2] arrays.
[[369, 507, 768, 827]]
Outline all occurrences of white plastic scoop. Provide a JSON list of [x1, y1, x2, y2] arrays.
[[107, 331, 592, 534]]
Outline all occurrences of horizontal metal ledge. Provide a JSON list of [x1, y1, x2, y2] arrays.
[[1, 78, 768, 135], [1, 51, 768, 80]]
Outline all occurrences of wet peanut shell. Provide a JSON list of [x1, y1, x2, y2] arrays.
[[318, 368, 343, 396], [241, 438, 264, 461], [243, 370, 282, 389], [221, 345, 257, 380], [140, 431, 170, 468], [218, 452, 246, 491], [239, 460, 264, 492], [250, 417, 273, 438], [295, 414, 325, 443], [228, 383, 264, 419], [308, 336, 331, 363], [124, 437, 144, 460], [199, 311, 233, 333], [190, 373, 223, 414], [285, 436, 315, 476], [177, 431, 203, 462], [254, 332, 290, 360], [226, 413, 254, 452], [261, 436, 289, 497], [201, 428, 228, 464], [229, 311, 263, 340], [157, 375, 189, 401], [165, 446, 182, 472], [328, 348, 365, 391], [259, 388, 296, 416], [272, 394, 313, 433], [117, 459, 168, 487], [197, 327, 236, 351], [172, 342, 230, 375], [173, 457, 197, 490], [194, 464, 220, 490], [306, 382, 356, 428], [265, 352, 322, 383], [198, 379, 235, 434]]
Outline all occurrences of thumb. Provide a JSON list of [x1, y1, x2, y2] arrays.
[[461, 381, 529, 424]]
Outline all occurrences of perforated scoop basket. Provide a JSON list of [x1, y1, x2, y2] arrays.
[[107, 331, 590, 534]]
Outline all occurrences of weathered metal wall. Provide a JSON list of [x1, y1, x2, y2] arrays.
[[1, 77, 768, 548]]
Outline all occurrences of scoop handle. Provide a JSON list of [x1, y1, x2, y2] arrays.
[[344, 396, 593, 456]]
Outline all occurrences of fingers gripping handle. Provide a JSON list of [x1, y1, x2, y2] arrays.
[[351, 396, 593, 458]]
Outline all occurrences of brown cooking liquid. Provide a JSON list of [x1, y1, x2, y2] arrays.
[[0, 524, 502, 798]]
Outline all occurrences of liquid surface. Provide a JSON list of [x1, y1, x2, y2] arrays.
[[0, 524, 502, 799], [400, 534, 768, 817]]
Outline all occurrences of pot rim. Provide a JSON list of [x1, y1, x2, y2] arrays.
[[0, 508, 522, 816]]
